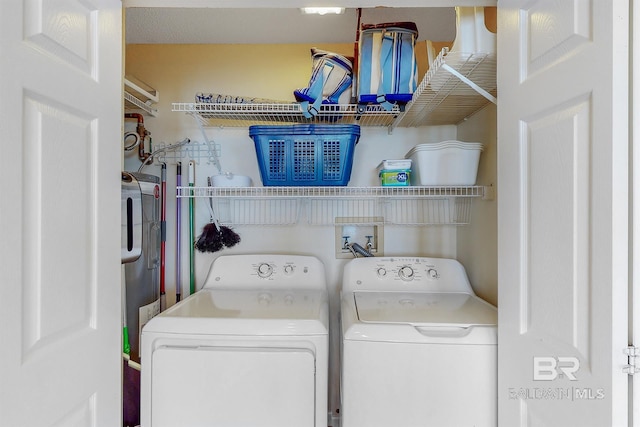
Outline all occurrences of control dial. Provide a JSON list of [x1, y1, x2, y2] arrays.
[[398, 265, 415, 281], [427, 268, 439, 279], [376, 267, 387, 278], [257, 263, 273, 278], [283, 264, 294, 275]]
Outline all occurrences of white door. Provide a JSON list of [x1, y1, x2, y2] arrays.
[[498, 1, 629, 426], [634, 2, 640, 424], [0, 1, 123, 426]]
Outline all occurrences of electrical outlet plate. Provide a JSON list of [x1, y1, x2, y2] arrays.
[[334, 217, 384, 259]]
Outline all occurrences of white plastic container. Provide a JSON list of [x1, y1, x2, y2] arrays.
[[405, 141, 483, 186], [210, 173, 252, 187]]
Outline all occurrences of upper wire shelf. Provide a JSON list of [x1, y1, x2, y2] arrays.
[[396, 49, 497, 127], [172, 102, 402, 128], [171, 48, 496, 130], [124, 76, 159, 117]]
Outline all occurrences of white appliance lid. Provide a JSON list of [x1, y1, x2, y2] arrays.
[[354, 291, 496, 326], [144, 289, 329, 336], [170, 289, 326, 320]]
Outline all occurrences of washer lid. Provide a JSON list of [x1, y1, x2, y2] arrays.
[[354, 291, 496, 327]]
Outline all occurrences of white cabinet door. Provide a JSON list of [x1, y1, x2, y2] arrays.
[[498, 1, 629, 426], [0, 1, 123, 426]]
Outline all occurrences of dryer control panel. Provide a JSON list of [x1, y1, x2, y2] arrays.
[[343, 257, 473, 293], [202, 254, 327, 291]]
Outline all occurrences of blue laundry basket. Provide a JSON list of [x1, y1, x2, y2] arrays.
[[249, 124, 360, 186]]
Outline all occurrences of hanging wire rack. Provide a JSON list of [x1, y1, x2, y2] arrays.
[[151, 140, 221, 166]]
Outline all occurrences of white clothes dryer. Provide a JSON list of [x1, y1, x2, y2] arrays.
[[140, 254, 329, 427], [340, 257, 497, 427]]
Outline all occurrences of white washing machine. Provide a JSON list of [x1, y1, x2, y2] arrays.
[[340, 257, 497, 427], [140, 254, 329, 427]]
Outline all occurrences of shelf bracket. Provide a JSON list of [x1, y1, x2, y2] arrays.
[[441, 63, 497, 105], [482, 185, 495, 201]]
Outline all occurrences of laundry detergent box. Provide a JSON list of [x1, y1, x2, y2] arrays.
[[379, 169, 411, 186], [377, 160, 412, 186]]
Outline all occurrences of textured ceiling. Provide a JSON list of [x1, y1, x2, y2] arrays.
[[125, 7, 457, 44]]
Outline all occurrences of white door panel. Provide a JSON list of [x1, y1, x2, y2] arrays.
[[151, 346, 316, 427], [498, 1, 628, 426], [0, 1, 122, 426]]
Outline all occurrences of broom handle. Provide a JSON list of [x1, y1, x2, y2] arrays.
[[160, 163, 166, 312], [175, 162, 182, 303], [188, 161, 196, 296]]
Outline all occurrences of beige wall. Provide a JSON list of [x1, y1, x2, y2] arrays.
[[457, 103, 498, 305], [127, 43, 356, 104]]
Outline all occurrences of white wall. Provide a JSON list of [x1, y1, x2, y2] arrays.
[[124, 42, 497, 416]]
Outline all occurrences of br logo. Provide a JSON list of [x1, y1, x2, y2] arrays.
[[533, 356, 580, 381]]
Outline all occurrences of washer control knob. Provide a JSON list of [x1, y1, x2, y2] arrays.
[[376, 267, 387, 278], [257, 263, 273, 278], [283, 264, 294, 275], [398, 266, 414, 281], [427, 268, 439, 279], [284, 294, 294, 305], [258, 292, 272, 306]]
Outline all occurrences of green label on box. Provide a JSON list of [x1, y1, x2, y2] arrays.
[[380, 169, 411, 186]]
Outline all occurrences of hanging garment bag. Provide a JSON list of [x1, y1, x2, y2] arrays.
[[357, 22, 418, 111], [294, 48, 353, 118]]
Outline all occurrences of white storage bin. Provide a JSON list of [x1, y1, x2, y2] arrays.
[[405, 141, 483, 186], [211, 173, 252, 187]]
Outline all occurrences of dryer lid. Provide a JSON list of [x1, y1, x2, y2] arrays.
[[168, 289, 326, 320], [144, 289, 329, 336], [354, 291, 496, 327]]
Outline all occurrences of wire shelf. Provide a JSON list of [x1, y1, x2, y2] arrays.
[[178, 186, 484, 198], [172, 102, 402, 128], [178, 186, 484, 226], [396, 49, 497, 127], [124, 76, 159, 117], [172, 48, 496, 130]]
